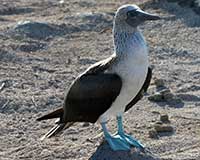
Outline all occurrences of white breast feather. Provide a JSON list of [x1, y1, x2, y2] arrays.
[[99, 31, 149, 123]]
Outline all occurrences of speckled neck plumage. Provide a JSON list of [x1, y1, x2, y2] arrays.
[[113, 17, 147, 56], [113, 28, 147, 59]]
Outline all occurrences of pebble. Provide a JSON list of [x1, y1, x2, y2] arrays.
[[148, 92, 164, 102], [12, 20, 64, 40], [148, 129, 158, 139], [71, 137, 78, 141], [154, 124, 174, 133], [154, 78, 165, 88], [82, 122, 90, 127], [160, 114, 170, 123], [148, 88, 182, 104], [149, 114, 173, 138]]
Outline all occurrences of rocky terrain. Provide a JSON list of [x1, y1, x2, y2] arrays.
[[0, 0, 200, 159]]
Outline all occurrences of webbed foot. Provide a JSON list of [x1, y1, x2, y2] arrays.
[[105, 134, 130, 151], [118, 132, 145, 151]]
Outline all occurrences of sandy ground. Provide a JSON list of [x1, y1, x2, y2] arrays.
[[0, 0, 200, 159]]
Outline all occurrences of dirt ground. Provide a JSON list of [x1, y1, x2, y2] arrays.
[[0, 0, 200, 160]]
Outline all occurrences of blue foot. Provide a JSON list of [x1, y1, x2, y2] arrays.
[[101, 122, 130, 151], [105, 134, 130, 151], [116, 116, 145, 151], [118, 133, 145, 151]]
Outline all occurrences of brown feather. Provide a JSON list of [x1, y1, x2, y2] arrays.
[[37, 55, 121, 138], [40, 122, 74, 140], [37, 108, 63, 121]]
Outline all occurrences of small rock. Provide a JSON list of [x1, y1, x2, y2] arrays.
[[154, 78, 165, 88], [148, 88, 182, 104], [160, 114, 170, 123], [71, 137, 78, 141], [154, 124, 174, 133], [67, 58, 71, 64], [82, 122, 90, 127], [148, 129, 158, 139], [148, 92, 164, 102], [12, 21, 65, 40], [151, 111, 160, 115], [155, 121, 163, 125], [160, 89, 173, 100]]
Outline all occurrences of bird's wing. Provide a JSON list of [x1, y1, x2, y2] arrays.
[[37, 55, 121, 124], [125, 67, 152, 112], [58, 55, 122, 123], [37, 56, 121, 138], [84, 54, 116, 75]]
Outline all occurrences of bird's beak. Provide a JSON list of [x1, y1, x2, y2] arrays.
[[137, 9, 161, 21]]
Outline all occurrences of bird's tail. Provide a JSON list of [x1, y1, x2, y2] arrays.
[[37, 108, 63, 121], [37, 108, 74, 140], [40, 122, 74, 140]]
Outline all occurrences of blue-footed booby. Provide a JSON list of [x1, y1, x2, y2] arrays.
[[37, 4, 160, 151]]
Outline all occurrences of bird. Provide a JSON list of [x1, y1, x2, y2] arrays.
[[37, 4, 160, 151]]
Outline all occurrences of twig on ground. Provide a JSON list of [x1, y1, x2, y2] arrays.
[[31, 96, 37, 107], [0, 82, 5, 92], [93, 132, 103, 139], [2, 100, 10, 109]]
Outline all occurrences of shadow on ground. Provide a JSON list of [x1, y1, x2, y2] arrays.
[[89, 141, 160, 160], [153, 100, 185, 108]]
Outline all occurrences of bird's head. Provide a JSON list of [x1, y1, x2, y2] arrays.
[[114, 4, 160, 31]]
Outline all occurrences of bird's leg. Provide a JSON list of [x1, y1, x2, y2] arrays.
[[101, 122, 130, 151], [116, 115, 145, 151]]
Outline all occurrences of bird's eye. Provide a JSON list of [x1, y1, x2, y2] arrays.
[[127, 10, 138, 18]]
